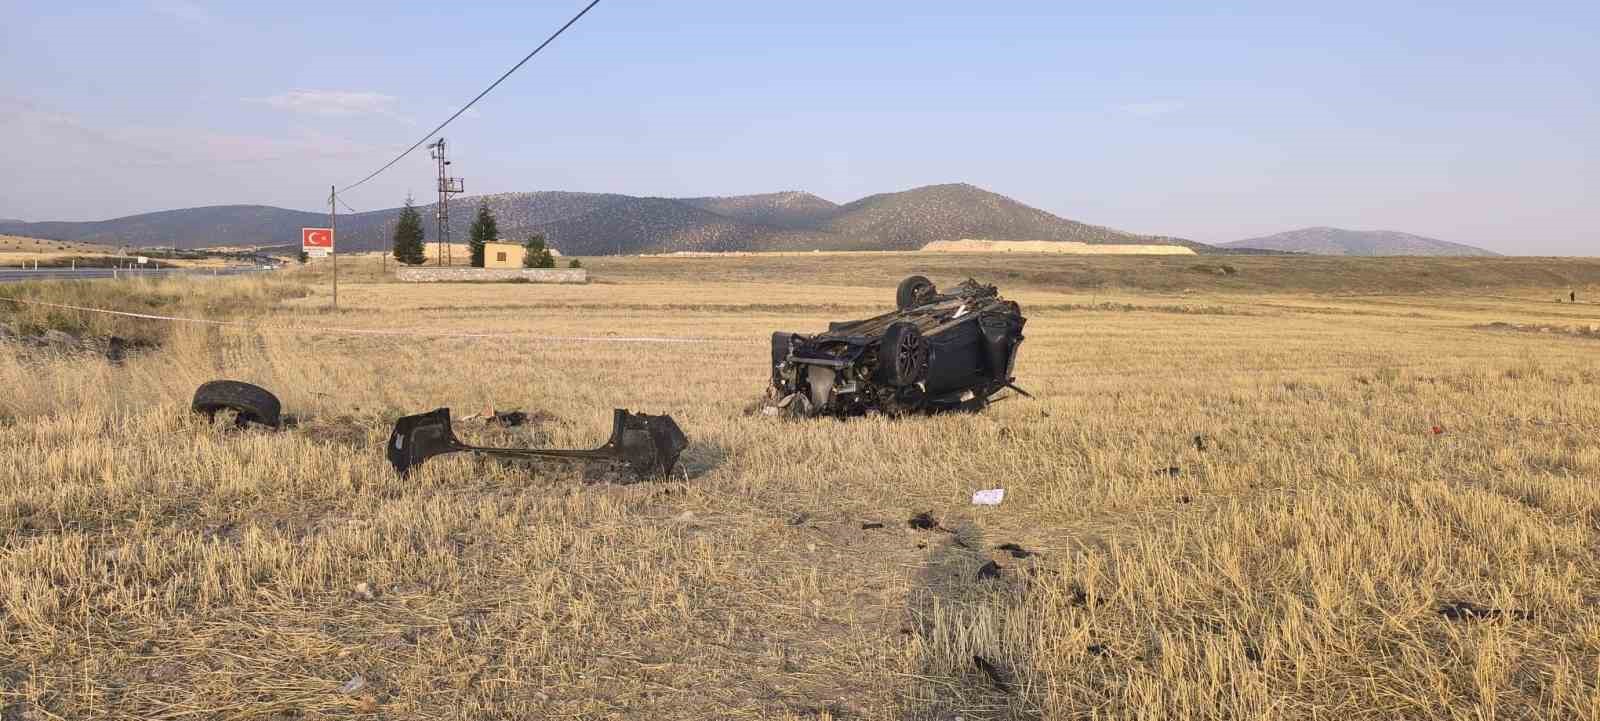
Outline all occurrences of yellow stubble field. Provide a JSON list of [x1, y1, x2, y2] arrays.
[[1, 253, 1599, 720]]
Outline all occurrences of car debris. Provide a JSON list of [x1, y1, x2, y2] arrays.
[[995, 542, 1039, 559], [767, 275, 1027, 416], [1436, 600, 1531, 622], [191, 380, 283, 429], [386, 407, 688, 481], [907, 511, 947, 531], [971, 654, 1013, 694], [457, 406, 535, 427], [971, 488, 1005, 506]]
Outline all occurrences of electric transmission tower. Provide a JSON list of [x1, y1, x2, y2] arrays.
[[427, 138, 465, 265]]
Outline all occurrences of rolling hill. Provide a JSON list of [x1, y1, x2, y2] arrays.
[[0, 183, 1210, 255], [677, 191, 839, 230], [1221, 227, 1499, 256]]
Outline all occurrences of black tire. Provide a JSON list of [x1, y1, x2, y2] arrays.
[[896, 275, 936, 310], [877, 322, 928, 387], [192, 380, 282, 429]]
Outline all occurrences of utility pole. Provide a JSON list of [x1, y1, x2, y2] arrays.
[[428, 138, 464, 266], [329, 185, 338, 310]]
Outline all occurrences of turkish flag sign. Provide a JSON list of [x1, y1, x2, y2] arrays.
[[302, 228, 334, 249]]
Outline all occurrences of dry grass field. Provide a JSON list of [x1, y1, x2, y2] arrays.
[[919, 240, 1195, 255], [2, 254, 1599, 720]]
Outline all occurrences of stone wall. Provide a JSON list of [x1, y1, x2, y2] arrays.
[[395, 268, 588, 284]]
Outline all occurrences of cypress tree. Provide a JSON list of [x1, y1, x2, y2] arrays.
[[468, 202, 498, 268], [392, 196, 427, 266]]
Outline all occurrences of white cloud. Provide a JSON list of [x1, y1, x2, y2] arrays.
[[245, 90, 401, 118], [1117, 100, 1186, 118]]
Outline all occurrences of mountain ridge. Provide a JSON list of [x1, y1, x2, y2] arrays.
[[0, 183, 1207, 255], [1222, 227, 1498, 256]]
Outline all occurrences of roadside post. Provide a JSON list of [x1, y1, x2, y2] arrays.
[[330, 185, 338, 311], [302, 221, 336, 310]]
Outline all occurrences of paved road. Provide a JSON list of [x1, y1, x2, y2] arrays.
[[0, 267, 271, 283]]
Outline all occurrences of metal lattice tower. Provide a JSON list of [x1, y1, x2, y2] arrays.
[[427, 138, 465, 265]]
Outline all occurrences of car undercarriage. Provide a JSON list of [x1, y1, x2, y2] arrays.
[[767, 276, 1027, 417]]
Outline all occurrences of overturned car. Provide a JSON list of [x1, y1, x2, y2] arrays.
[[768, 276, 1027, 416]]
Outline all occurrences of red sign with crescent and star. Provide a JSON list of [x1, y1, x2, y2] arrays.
[[302, 228, 334, 249]]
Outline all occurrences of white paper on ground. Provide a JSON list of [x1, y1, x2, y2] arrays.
[[971, 488, 1005, 505]]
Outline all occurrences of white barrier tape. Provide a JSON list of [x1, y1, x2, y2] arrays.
[[0, 295, 739, 345]]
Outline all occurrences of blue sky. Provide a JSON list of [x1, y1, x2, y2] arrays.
[[2, 1, 1595, 253]]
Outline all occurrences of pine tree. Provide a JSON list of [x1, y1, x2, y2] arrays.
[[468, 202, 498, 268], [522, 232, 555, 268], [392, 196, 427, 266]]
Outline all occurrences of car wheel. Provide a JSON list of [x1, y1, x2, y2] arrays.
[[192, 380, 282, 429], [896, 275, 936, 309], [878, 322, 928, 387]]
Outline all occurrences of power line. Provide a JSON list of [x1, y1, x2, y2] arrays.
[[337, 0, 602, 195]]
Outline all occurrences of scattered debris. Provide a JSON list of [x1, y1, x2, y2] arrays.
[[860, 521, 884, 530], [995, 542, 1039, 559], [907, 511, 956, 534], [191, 380, 283, 429], [971, 655, 1013, 694], [386, 407, 687, 481], [788, 512, 811, 526], [1431, 425, 1446, 435], [1177, 495, 1192, 504], [337, 674, 367, 694], [1154, 466, 1182, 477], [1193, 434, 1207, 451], [977, 560, 1003, 580], [1067, 584, 1107, 608], [489, 410, 529, 427], [1086, 644, 1109, 657], [1437, 600, 1531, 622], [766, 277, 1027, 417], [354, 582, 376, 601], [970, 488, 1005, 506], [106, 336, 127, 364]]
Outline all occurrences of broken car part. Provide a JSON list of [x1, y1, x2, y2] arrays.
[[192, 380, 283, 429], [768, 276, 1027, 417], [386, 407, 688, 481]]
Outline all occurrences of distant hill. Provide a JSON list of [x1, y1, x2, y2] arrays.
[[0, 184, 1213, 255], [678, 191, 839, 230], [0, 205, 327, 250], [818, 183, 1161, 251], [1221, 227, 1499, 256]]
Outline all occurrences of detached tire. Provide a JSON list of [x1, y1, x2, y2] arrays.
[[878, 322, 929, 387], [192, 380, 282, 429], [896, 275, 936, 309]]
